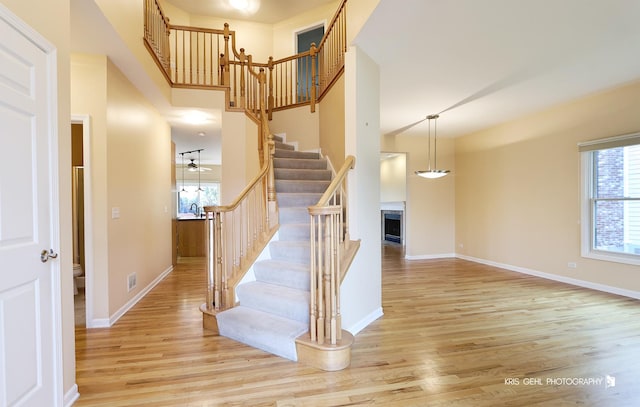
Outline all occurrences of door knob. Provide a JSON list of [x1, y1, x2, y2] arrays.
[[40, 249, 58, 263]]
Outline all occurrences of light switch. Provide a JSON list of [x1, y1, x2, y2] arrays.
[[112, 207, 120, 219]]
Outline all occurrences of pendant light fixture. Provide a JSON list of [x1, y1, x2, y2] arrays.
[[415, 114, 450, 179], [197, 149, 203, 192], [180, 152, 186, 192]]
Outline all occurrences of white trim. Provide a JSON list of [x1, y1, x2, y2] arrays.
[[87, 318, 111, 329], [63, 384, 80, 407], [456, 254, 640, 300], [580, 148, 640, 266], [108, 265, 174, 326], [405, 253, 456, 260], [346, 307, 383, 336], [292, 20, 327, 55]]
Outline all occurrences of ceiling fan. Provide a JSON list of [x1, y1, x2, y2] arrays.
[[187, 158, 211, 172]]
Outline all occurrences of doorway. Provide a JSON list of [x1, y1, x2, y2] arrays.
[[295, 24, 324, 103], [380, 152, 407, 246], [71, 115, 92, 327]]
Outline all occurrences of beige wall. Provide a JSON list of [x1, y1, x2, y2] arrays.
[[272, 1, 339, 59], [380, 154, 406, 202], [319, 75, 346, 169], [2, 0, 75, 398], [105, 59, 173, 315], [382, 132, 456, 257], [70, 54, 110, 324], [269, 106, 320, 152], [455, 80, 640, 294], [94, 0, 172, 102], [189, 15, 274, 63], [346, 0, 381, 44]]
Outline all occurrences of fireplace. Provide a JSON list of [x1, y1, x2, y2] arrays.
[[382, 210, 403, 244]]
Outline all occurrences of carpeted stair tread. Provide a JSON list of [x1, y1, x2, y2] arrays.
[[216, 306, 308, 361], [277, 192, 322, 207], [274, 149, 320, 160], [274, 157, 327, 170], [279, 207, 311, 224], [236, 281, 309, 323], [254, 259, 310, 291], [269, 240, 310, 264], [278, 223, 310, 241], [276, 179, 331, 193], [275, 168, 332, 181], [274, 141, 295, 151]]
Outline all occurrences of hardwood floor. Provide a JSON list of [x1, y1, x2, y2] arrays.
[[74, 246, 640, 406]]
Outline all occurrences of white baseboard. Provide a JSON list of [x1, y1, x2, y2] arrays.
[[86, 265, 173, 328], [346, 307, 384, 336], [63, 384, 80, 407], [456, 254, 640, 300], [405, 253, 455, 260], [87, 318, 110, 329], [109, 265, 174, 326]]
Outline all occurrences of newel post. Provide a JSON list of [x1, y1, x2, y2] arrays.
[[222, 23, 231, 86], [310, 42, 317, 113], [267, 56, 274, 120]]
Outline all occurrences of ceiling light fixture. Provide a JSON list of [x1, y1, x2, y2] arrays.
[[183, 110, 209, 125], [229, 0, 250, 11], [415, 114, 450, 179]]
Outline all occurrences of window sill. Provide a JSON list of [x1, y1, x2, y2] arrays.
[[582, 250, 640, 266]]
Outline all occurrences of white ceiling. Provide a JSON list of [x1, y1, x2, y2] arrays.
[[165, 0, 337, 24], [354, 0, 640, 138], [72, 0, 640, 163]]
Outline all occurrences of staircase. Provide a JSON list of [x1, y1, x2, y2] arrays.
[[216, 135, 331, 361]]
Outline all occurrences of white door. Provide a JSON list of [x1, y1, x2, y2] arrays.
[[0, 6, 62, 407]]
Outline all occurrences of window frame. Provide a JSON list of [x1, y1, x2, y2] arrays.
[[580, 132, 640, 266]]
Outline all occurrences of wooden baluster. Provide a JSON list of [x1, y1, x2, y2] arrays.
[[219, 53, 226, 86], [239, 48, 246, 109], [205, 211, 214, 311], [323, 215, 332, 344], [316, 214, 325, 345], [213, 211, 223, 310], [330, 212, 337, 345], [309, 215, 318, 342]]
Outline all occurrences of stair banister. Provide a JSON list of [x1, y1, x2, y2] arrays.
[[203, 69, 277, 313], [308, 155, 355, 345]]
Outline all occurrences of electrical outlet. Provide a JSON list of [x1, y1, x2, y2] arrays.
[[127, 273, 137, 292], [568, 262, 577, 269]]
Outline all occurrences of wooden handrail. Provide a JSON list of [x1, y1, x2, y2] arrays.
[[308, 155, 355, 346], [311, 155, 355, 209], [201, 69, 277, 313], [143, 0, 348, 115]]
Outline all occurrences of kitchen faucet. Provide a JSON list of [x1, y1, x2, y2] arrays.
[[190, 203, 199, 217]]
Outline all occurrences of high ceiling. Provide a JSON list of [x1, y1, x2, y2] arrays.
[[354, 0, 640, 138], [165, 0, 337, 24], [71, 0, 640, 163]]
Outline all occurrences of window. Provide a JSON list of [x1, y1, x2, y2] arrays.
[[580, 133, 640, 265], [178, 182, 220, 216]]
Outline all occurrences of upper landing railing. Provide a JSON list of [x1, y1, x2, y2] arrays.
[[143, 0, 347, 117]]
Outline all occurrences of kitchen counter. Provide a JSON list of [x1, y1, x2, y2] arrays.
[[176, 216, 206, 256]]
